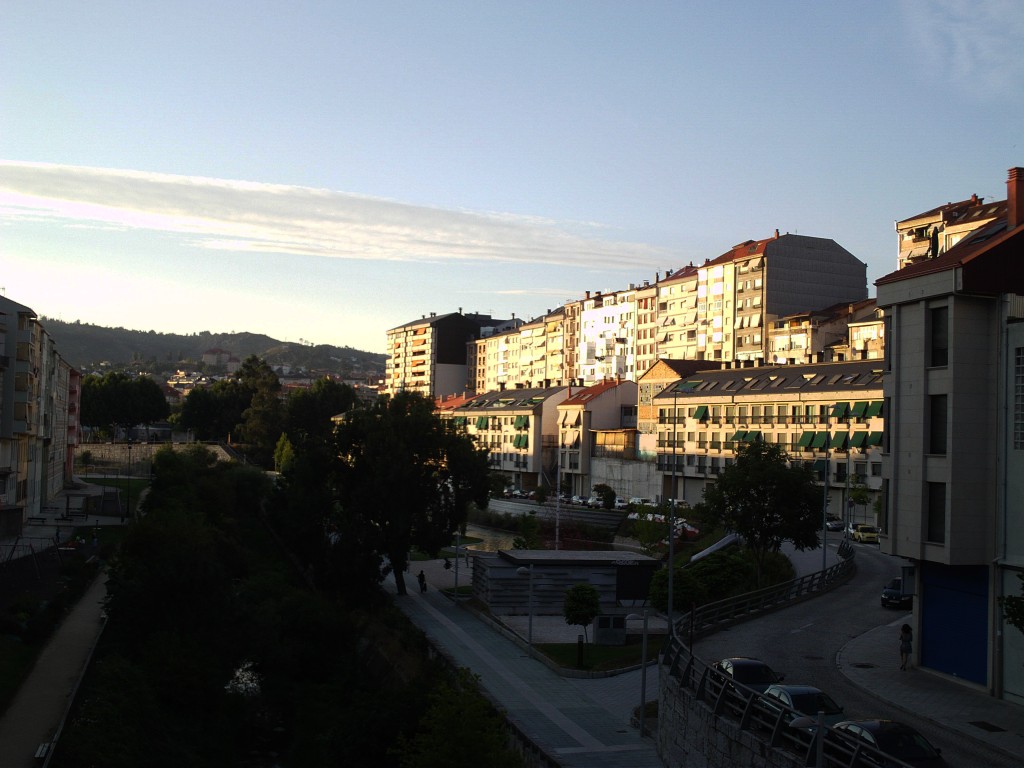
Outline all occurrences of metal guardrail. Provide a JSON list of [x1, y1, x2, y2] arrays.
[[674, 546, 857, 641], [661, 638, 919, 768]]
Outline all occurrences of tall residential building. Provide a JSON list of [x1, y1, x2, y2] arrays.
[[767, 299, 880, 365], [385, 311, 506, 399], [578, 287, 637, 383], [876, 166, 1024, 702], [0, 296, 79, 535], [634, 278, 660, 379], [655, 265, 700, 361]]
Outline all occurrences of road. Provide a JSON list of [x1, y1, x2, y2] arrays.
[[692, 541, 1017, 768]]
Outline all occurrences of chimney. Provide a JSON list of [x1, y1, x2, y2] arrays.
[[1009, 167, 1024, 230], [774, 228, 780, 239]]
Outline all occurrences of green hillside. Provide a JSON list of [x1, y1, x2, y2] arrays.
[[42, 318, 385, 380]]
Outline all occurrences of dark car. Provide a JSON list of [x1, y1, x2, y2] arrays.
[[712, 657, 783, 694], [762, 684, 845, 728], [832, 720, 947, 767], [881, 577, 913, 609], [825, 515, 844, 531]]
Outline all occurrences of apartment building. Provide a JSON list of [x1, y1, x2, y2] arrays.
[[385, 311, 506, 399], [634, 279, 660, 379], [447, 386, 569, 492], [578, 287, 637, 383], [653, 360, 885, 516], [0, 296, 79, 535], [555, 379, 638, 498], [896, 193, 1008, 270], [876, 166, 1024, 701], [654, 265, 700, 361], [767, 299, 880, 365]]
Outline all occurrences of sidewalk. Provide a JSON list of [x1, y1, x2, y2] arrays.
[[387, 558, 665, 767], [837, 615, 1024, 762], [0, 573, 108, 768]]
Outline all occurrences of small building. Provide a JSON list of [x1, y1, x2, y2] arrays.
[[471, 549, 660, 616]]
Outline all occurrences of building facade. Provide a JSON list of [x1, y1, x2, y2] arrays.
[[877, 166, 1024, 703]]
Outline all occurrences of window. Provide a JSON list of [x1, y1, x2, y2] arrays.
[[929, 394, 948, 454], [870, 462, 882, 477], [926, 482, 946, 543], [929, 306, 948, 367]]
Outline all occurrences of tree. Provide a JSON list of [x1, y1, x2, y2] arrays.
[[592, 483, 616, 510], [273, 433, 295, 473], [1000, 573, 1024, 634], [511, 511, 541, 550], [698, 441, 820, 586], [333, 391, 490, 596], [284, 378, 356, 449], [563, 583, 601, 644], [235, 356, 284, 465], [80, 372, 170, 438], [395, 668, 525, 768], [629, 506, 670, 556]]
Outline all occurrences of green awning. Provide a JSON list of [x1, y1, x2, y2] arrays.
[[513, 434, 523, 448], [513, 415, 522, 429], [745, 431, 761, 442], [520, 435, 529, 449], [830, 432, 849, 450], [867, 431, 883, 446], [848, 432, 868, 449], [830, 402, 849, 418], [797, 431, 815, 449], [810, 432, 829, 449], [865, 401, 883, 418], [812, 459, 828, 472], [694, 405, 709, 420], [850, 401, 869, 418], [476, 416, 487, 429], [521, 416, 529, 429], [730, 431, 747, 442]]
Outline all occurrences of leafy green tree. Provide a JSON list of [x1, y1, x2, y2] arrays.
[[630, 505, 670, 556], [511, 511, 541, 550], [284, 378, 356, 449], [593, 483, 616, 510], [563, 583, 601, 644], [235, 356, 284, 465], [333, 391, 490, 596], [649, 565, 709, 614], [80, 372, 170, 438], [1000, 573, 1024, 634], [534, 483, 550, 505], [698, 441, 820, 585], [273, 432, 295, 473], [395, 668, 525, 768]]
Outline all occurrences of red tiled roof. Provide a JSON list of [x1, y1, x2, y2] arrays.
[[562, 378, 624, 405]]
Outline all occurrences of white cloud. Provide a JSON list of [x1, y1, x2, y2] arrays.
[[0, 161, 670, 271], [901, 0, 1024, 99]]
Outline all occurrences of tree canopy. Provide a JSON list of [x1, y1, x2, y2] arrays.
[[697, 441, 821, 585], [331, 391, 491, 596], [563, 583, 601, 644], [80, 371, 169, 437]]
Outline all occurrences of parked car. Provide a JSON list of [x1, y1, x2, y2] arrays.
[[831, 720, 947, 766], [853, 524, 879, 543], [628, 497, 653, 507], [613, 497, 629, 510], [825, 515, 844, 531], [762, 684, 845, 728], [881, 577, 913, 609], [711, 657, 783, 694], [586, 495, 602, 508], [570, 495, 585, 506]]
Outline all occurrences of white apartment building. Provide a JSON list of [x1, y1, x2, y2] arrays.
[[579, 288, 637, 383], [877, 166, 1024, 702]]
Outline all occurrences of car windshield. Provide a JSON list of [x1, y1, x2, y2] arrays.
[[736, 665, 777, 684], [876, 728, 939, 759], [860, 526, 878, 533], [790, 692, 842, 716]]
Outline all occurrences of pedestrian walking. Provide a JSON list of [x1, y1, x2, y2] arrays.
[[417, 570, 427, 593], [899, 623, 913, 670]]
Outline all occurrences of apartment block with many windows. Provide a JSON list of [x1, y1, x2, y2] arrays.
[[653, 360, 884, 516], [877, 166, 1024, 702]]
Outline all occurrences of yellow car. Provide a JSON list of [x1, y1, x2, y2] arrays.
[[852, 524, 879, 543]]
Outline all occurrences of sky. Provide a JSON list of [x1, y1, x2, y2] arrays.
[[2, 1, 1022, 355]]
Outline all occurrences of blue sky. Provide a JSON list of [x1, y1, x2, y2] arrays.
[[2, 1, 1022, 354]]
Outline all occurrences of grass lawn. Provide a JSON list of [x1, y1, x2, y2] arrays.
[[535, 635, 665, 672], [86, 477, 150, 517]]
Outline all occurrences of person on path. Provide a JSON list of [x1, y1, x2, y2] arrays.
[[417, 570, 427, 593], [899, 623, 913, 670]]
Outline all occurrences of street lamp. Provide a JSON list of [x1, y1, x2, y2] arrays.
[[790, 711, 826, 767], [626, 610, 650, 737], [516, 564, 534, 645], [668, 383, 678, 637]]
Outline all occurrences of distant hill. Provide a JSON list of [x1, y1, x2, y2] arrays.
[[41, 318, 386, 381]]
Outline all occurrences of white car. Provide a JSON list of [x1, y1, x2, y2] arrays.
[[614, 497, 629, 510]]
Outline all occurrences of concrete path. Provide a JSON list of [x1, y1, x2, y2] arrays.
[[0, 573, 107, 768]]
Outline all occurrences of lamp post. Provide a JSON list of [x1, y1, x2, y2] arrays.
[[126, 439, 132, 521], [626, 610, 650, 737], [821, 442, 829, 572], [454, 529, 461, 599], [516, 564, 534, 645], [668, 383, 678, 638]]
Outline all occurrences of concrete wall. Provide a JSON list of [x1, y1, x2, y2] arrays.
[[658, 668, 804, 768]]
